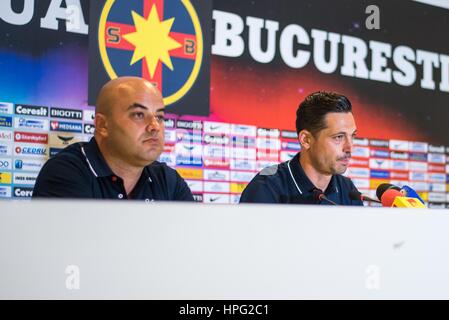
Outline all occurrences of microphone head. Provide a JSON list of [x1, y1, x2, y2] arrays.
[[401, 185, 425, 204], [381, 189, 402, 207], [376, 183, 401, 201], [348, 190, 362, 201]]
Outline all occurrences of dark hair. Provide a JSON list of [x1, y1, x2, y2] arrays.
[[295, 91, 352, 135]]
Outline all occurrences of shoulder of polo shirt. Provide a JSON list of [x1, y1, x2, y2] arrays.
[[259, 164, 279, 176]]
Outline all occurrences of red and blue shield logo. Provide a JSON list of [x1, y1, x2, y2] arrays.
[[98, 0, 203, 106]]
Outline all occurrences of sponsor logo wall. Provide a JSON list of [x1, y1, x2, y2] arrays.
[[1, 101, 448, 207]]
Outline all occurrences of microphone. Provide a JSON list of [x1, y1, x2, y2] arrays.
[[348, 190, 381, 203], [400, 185, 425, 205], [376, 184, 426, 208], [376, 183, 401, 202], [312, 188, 338, 205]]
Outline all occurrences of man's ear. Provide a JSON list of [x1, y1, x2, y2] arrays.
[[298, 130, 313, 150], [94, 113, 108, 138]]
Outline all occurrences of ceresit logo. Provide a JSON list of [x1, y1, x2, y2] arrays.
[[14, 187, 33, 198], [99, 0, 203, 106], [15, 104, 48, 117]]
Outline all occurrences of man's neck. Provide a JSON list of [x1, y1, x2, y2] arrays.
[[97, 139, 143, 196], [299, 152, 332, 191]]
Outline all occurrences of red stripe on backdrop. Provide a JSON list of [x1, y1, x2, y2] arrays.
[[104, 22, 136, 51]]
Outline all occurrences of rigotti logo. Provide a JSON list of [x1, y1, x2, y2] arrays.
[[14, 159, 45, 172], [0, 172, 12, 184], [0, 144, 12, 156], [0, 186, 11, 198], [14, 187, 33, 198], [13, 172, 38, 185], [50, 121, 83, 133], [15, 104, 48, 117], [0, 158, 12, 170], [14, 145, 48, 157], [176, 120, 203, 131], [0, 102, 13, 115], [14, 132, 48, 144], [0, 130, 13, 142], [50, 107, 83, 120], [14, 117, 49, 131]]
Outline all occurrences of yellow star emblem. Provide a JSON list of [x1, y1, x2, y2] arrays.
[[123, 5, 182, 79]]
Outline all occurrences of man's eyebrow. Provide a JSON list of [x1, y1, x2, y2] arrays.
[[127, 103, 165, 113], [127, 103, 148, 111]]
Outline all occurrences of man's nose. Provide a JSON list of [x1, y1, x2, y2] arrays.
[[343, 136, 353, 153], [146, 115, 161, 132]]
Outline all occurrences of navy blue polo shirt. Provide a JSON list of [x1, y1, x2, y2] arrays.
[[33, 138, 194, 201], [240, 153, 364, 205]]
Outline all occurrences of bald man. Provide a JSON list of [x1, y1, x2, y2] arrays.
[[33, 77, 194, 201]]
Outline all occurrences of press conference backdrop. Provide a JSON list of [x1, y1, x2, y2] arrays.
[[0, 0, 448, 207]]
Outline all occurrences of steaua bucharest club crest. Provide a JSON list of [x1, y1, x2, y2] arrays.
[[98, 0, 203, 106]]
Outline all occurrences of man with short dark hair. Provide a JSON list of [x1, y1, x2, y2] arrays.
[[33, 77, 194, 201], [240, 91, 363, 205]]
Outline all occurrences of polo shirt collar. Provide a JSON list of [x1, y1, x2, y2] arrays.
[[82, 137, 115, 178], [289, 152, 338, 195]]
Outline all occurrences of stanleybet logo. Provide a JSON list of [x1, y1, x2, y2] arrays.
[[99, 0, 203, 106]]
